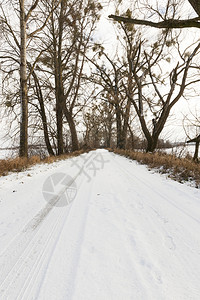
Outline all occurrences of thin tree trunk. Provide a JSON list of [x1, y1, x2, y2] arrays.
[[115, 104, 123, 148], [122, 99, 131, 149], [56, 89, 64, 155], [128, 124, 135, 149], [19, 0, 28, 157]]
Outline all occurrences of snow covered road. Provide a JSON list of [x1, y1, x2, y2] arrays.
[[0, 149, 200, 300]]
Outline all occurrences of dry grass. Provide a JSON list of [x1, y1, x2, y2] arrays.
[[110, 149, 200, 188], [0, 149, 86, 177], [2, 148, 199, 188]]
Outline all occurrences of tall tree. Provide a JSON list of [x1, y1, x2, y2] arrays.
[[40, 0, 102, 154], [108, 1, 200, 151], [121, 25, 200, 152], [0, 0, 61, 156], [19, 0, 28, 157]]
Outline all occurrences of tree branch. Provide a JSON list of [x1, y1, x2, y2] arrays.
[[25, 0, 39, 22], [28, 0, 62, 38], [188, 0, 200, 17], [108, 15, 200, 29], [27, 45, 51, 81], [170, 42, 200, 108]]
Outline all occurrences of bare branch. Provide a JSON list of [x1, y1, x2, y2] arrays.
[[28, 0, 62, 38], [108, 15, 200, 29], [25, 0, 39, 22]]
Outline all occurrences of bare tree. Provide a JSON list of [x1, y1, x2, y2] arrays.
[[108, 9, 200, 151], [83, 101, 115, 148], [127, 37, 200, 151], [86, 48, 134, 149], [38, 0, 102, 154], [0, 0, 61, 156]]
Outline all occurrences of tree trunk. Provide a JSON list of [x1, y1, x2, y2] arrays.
[[128, 124, 135, 149], [31, 69, 55, 156], [121, 99, 131, 149], [146, 106, 171, 152], [193, 141, 199, 162], [19, 0, 28, 157], [64, 107, 79, 151], [146, 138, 157, 153], [52, 13, 64, 155], [115, 104, 123, 148], [56, 91, 64, 155], [106, 125, 112, 148]]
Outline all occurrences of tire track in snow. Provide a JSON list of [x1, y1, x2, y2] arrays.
[[1, 208, 70, 299], [0, 154, 92, 299], [36, 176, 95, 300], [0, 189, 74, 299]]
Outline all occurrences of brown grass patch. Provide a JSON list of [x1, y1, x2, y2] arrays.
[[0, 149, 87, 177], [110, 149, 200, 188]]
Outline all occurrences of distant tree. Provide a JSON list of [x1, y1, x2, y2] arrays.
[[86, 48, 134, 149], [83, 100, 115, 148]]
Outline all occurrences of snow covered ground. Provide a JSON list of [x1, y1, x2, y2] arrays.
[[164, 143, 195, 157], [0, 148, 17, 159], [0, 149, 200, 300]]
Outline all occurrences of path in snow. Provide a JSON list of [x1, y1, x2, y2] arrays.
[[0, 149, 200, 300]]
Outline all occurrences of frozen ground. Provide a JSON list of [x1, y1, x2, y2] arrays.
[[0, 149, 200, 300]]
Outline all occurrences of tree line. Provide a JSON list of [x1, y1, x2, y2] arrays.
[[0, 0, 200, 157]]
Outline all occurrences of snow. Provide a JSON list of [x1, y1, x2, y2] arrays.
[[0, 149, 200, 299], [0, 149, 16, 159], [164, 144, 196, 157]]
